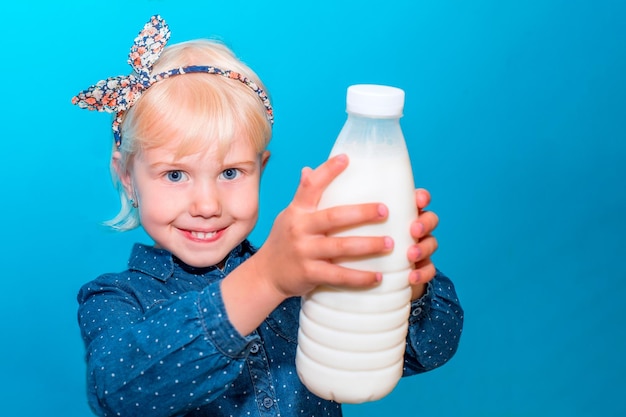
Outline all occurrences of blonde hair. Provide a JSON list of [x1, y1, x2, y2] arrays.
[[106, 39, 273, 231]]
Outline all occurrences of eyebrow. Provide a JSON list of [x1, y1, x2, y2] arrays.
[[224, 159, 258, 167], [148, 158, 259, 170], [148, 161, 185, 170]]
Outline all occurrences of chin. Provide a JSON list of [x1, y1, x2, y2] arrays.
[[180, 254, 226, 268]]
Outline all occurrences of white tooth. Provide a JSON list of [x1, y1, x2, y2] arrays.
[[192, 231, 216, 239]]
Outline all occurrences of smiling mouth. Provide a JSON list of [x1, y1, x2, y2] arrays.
[[189, 230, 219, 240]]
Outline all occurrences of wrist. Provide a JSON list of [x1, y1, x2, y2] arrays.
[[411, 283, 427, 300], [221, 254, 287, 336]]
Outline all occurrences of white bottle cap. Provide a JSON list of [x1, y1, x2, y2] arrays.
[[346, 84, 405, 117]]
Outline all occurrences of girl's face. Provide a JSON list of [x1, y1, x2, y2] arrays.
[[118, 136, 269, 268]]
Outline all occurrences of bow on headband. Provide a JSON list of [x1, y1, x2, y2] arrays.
[[72, 15, 274, 148]]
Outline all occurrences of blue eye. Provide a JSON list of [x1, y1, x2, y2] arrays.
[[221, 168, 240, 180], [166, 170, 186, 182]]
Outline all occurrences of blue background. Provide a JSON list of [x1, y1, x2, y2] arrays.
[[2, 0, 625, 415]]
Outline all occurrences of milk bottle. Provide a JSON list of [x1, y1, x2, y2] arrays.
[[296, 84, 417, 403]]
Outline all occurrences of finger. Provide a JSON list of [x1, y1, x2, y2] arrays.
[[307, 202, 388, 234], [310, 235, 394, 260], [292, 154, 349, 209], [411, 211, 439, 239], [409, 260, 436, 286], [414, 188, 431, 211], [308, 261, 382, 288], [407, 235, 439, 264]]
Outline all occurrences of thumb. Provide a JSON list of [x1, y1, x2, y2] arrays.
[[292, 154, 349, 209]]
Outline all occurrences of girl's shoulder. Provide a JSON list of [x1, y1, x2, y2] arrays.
[[76, 242, 172, 306]]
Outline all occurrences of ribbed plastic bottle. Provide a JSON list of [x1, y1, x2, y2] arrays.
[[296, 84, 417, 403]]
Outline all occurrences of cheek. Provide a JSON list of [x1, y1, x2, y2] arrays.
[[137, 189, 179, 222], [138, 204, 166, 226], [235, 196, 259, 219], [226, 184, 260, 219]]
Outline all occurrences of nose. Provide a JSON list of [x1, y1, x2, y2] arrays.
[[189, 182, 221, 218]]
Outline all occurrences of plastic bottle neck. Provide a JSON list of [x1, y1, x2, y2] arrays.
[[346, 112, 402, 122], [333, 111, 406, 154]]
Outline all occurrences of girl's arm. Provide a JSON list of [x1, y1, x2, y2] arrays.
[[78, 277, 256, 417], [403, 270, 464, 375]]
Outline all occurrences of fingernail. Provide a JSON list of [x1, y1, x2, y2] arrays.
[[375, 272, 383, 282], [384, 236, 394, 249], [410, 270, 421, 284], [378, 204, 388, 217], [417, 222, 425, 236], [410, 245, 422, 260], [300, 167, 311, 181]]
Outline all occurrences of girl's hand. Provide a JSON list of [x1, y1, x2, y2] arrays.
[[224, 154, 392, 335], [407, 188, 439, 299], [255, 154, 391, 299]]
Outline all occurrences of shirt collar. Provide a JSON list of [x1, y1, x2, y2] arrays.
[[127, 241, 255, 281]]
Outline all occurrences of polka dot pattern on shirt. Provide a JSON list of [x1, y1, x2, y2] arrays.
[[77, 243, 463, 416]]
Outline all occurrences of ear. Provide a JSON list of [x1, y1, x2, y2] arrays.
[[260, 150, 271, 172], [112, 151, 134, 198]]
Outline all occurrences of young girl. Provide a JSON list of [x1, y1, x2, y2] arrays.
[[73, 15, 463, 417]]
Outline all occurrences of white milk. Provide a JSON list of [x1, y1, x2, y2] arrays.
[[296, 85, 416, 403], [317, 151, 417, 272]]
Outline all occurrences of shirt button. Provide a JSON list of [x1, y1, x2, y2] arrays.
[[412, 307, 422, 316], [250, 343, 260, 353], [263, 397, 274, 408]]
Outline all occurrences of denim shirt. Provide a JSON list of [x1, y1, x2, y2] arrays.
[[77, 241, 463, 417]]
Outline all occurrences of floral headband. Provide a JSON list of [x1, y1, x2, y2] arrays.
[[72, 14, 274, 148]]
